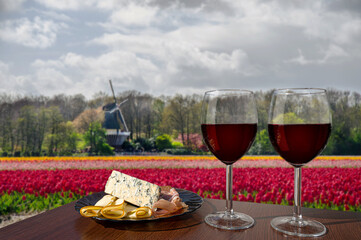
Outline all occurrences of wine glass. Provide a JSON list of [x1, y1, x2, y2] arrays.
[[201, 89, 258, 230], [268, 88, 332, 237]]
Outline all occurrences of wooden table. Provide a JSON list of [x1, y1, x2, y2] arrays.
[[1, 199, 360, 240]]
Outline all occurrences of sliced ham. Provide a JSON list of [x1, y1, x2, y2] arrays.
[[152, 187, 188, 217]]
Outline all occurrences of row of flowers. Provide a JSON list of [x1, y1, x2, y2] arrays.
[[1, 159, 361, 170], [1, 155, 360, 162], [1, 168, 360, 211], [0, 191, 78, 215]]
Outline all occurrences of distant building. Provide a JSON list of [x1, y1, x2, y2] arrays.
[[102, 102, 130, 147]]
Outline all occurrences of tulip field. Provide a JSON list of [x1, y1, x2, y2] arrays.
[[0, 156, 361, 216]]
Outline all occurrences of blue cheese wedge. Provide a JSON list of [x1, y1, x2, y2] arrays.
[[104, 170, 160, 207]]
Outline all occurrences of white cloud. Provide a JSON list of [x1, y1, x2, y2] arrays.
[[0, 61, 34, 95], [31, 9, 72, 22], [287, 44, 349, 65], [334, 19, 361, 45], [109, 3, 158, 27], [26, 50, 159, 97], [1, 0, 361, 97], [0, 61, 10, 72], [32, 59, 65, 69], [0, 0, 26, 12], [34, 67, 73, 92], [26, 35, 259, 97], [33, 0, 120, 11], [92, 32, 259, 78], [34, 0, 91, 11], [323, 44, 349, 61], [0, 59, 89, 96], [0, 16, 66, 48], [92, 33, 250, 69]]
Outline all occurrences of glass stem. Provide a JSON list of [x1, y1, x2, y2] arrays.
[[293, 167, 302, 223], [226, 164, 234, 215]]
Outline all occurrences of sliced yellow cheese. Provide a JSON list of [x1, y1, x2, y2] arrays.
[[126, 206, 152, 219], [95, 195, 117, 207], [80, 206, 103, 218], [114, 198, 125, 205], [101, 204, 126, 220]]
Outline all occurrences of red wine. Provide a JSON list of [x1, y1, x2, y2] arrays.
[[268, 124, 331, 167], [201, 123, 257, 165]]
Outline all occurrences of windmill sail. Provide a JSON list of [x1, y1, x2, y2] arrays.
[[103, 81, 130, 147]]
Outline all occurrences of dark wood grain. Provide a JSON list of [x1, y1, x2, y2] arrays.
[[1, 199, 360, 240]]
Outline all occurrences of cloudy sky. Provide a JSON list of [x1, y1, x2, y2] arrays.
[[0, 0, 360, 98]]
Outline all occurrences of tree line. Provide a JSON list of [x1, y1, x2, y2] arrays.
[[0, 89, 360, 156]]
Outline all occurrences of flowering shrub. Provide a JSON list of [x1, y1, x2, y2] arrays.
[[1, 156, 360, 215], [1, 156, 360, 170], [175, 133, 207, 151], [1, 167, 360, 213], [1, 155, 360, 162]]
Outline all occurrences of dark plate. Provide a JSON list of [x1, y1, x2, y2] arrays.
[[74, 188, 203, 222]]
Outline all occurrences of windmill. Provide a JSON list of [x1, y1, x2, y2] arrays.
[[102, 80, 130, 148]]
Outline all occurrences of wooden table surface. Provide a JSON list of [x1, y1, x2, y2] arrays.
[[1, 199, 360, 240]]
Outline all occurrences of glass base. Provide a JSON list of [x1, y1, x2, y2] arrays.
[[271, 216, 327, 237], [205, 211, 255, 230]]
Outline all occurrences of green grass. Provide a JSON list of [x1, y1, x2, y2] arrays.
[[0, 191, 83, 215]]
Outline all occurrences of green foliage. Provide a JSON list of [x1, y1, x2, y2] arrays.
[[248, 129, 276, 155], [98, 142, 114, 155], [84, 122, 114, 155], [323, 126, 361, 155], [0, 89, 360, 155], [45, 107, 64, 156], [0, 191, 82, 215], [44, 121, 80, 156], [272, 112, 305, 124], [155, 134, 173, 151], [172, 141, 184, 148], [76, 135, 87, 150], [121, 140, 135, 152], [134, 137, 155, 151], [166, 148, 193, 155], [15, 106, 52, 156]]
